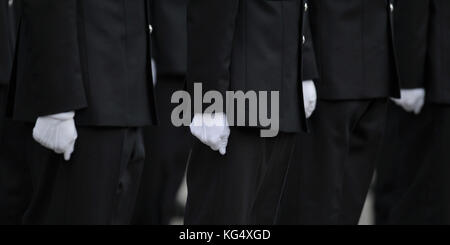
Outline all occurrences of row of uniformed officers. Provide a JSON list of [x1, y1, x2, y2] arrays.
[[0, 0, 449, 225]]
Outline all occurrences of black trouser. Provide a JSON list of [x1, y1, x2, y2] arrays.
[[0, 86, 5, 135], [185, 127, 296, 225], [133, 76, 192, 225], [375, 103, 450, 225], [434, 105, 450, 224], [374, 102, 436, 225], [0, 85, 31, 225], [22, 127, 145, 225], [279, 99, 387, 225]]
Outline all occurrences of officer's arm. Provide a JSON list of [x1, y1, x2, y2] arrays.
[[395, 0, 431, 89], [187, 0, 239, 95], [0, 0, 12, 85], [24, 0, 87, 116]]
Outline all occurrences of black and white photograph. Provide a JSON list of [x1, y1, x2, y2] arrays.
[[1, 0, 450, 236]]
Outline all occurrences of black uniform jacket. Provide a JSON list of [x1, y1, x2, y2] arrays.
[[427, 0, 450, 104], [151, 0, 188, 76], [9, 0, 157, 127], [394, 0, 430, 90], [305, 0, 401, 100], [0, 0, 13, 85], [187, 0, 306, 133]]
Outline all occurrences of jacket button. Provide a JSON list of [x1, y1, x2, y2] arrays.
[[149, 25, 153, 34]]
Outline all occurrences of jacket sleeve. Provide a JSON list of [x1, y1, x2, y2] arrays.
[[187, 0, 239, 95], [151, 0, 188, 75], [394, 0, 430, 89], [302, 0, 319, 82], [22, 0, 87, 116], [0, 0, 12, 85]]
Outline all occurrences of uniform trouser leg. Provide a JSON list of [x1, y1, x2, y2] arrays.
[[0, 86, 5, 135], [133, 76, 192, 225], [374, 102, 435, 225], [0, 86, 31, 225], [373, 102, 404, 225], [0, 120, 31, 225], [339, 99, 388, 224], [185, 128, 296, 225], [435, 105, 450, 224], [385, 104, 450, 225], [279, 99, 387, 225], [22, 127, 145, 225], [389, 104, 450, 225]]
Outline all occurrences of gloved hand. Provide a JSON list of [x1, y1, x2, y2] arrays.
[[33, 111, 78, 161], [190, 113, 230, 155], [392, 88, 426, 115], [302, 80, 317, 118]]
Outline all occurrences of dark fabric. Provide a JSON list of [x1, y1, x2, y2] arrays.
[[374, 102, 439, 225], [185, 128, 296, 225], [133, 76, 192, 225], [373, 0, 450, 225], [133, 0, 190, 225], [9, 0, 157, 127], [302, 0, 318, 81], [432, 105, 450, 224], [279, 99, 387, 225], [375, 104, 450, 225], [427, 0, 450, 104], [0, 2, 30, 225], [187, 0, 306, 133], [9, 0, 20, 46], [305, 0, 400, 100], [0, 86, 6, 134], [0, 0, 13, 85], [0, 85, 31, 225], [22, 127, 145, 225], [374, 0, 450, 225], [151, 0, 188, 76], [394, 0, 430, 89]]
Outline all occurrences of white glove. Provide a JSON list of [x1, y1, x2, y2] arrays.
[[33, 111, 78, 161], [190, 113, 230, 155], [391, 88, 426, 115], [302, 80, 317, 118]]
